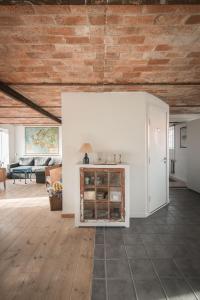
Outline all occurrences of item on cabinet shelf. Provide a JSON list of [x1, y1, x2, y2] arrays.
[[84, 209, 94, 219], [96, 176, 102, 186], [110, 208, 120, 219], [110, 191, 121, 202], [94, 162, 117, 165], [84, 173, 95, 185], [96, 192, 104, 200], [97, 203, 108, 219], [91, 176, 95, 184], [84, 176, 90, 185], [118, 154, 122, 164], [96, 191, 108, 200], [80, 143, 93, 164], [96, 173, 108, 186], [97, 209, 108, 219], [113, 154, 116, 164], [84, 191, 95, 200]]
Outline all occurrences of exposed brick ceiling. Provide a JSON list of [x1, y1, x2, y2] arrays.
[[0, 4, 200, 124], [0, 1, 199, 4]]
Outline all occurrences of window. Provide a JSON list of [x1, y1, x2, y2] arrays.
[[0, 129, 9, 167], [169, 125, 175, 150]]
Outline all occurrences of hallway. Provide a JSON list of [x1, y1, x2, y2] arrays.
[[92, 188, 200, 300]]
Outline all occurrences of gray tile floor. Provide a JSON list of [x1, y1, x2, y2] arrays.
[[92, 188, 200, 300]]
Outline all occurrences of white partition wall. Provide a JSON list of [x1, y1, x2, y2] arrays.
[[62, 92, 169, 218], [187, 118, 200, 194]]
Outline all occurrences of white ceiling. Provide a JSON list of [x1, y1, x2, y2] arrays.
[[170, 114, 200, 123]]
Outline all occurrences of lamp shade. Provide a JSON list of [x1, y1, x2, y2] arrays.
[[80, 143, 93, 153]]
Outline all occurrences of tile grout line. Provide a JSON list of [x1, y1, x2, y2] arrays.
[[123, 236, 139, 300], [142, 240, 169, 300], [150, 259, 169, 300], [104, 227, 109, 300], [92, 187, 200, 299], [173, 259, 199, 300]]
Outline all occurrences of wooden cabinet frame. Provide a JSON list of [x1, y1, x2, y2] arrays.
[[76, 165, 129, 227]]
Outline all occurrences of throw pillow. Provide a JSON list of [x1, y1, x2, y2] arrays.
[[19, 157, 34, 166], [34, 157, 51, 166]]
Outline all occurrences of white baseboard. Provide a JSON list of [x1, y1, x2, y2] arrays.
[[187, 185, 200, 194], [130, 212, 149, 218], [148, 202, 169, 216]]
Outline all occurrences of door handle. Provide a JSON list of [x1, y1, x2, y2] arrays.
[[163, 157, 167, 164]]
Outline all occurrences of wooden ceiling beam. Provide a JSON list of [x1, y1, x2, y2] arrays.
[[0, 106, 61, 108], [0, 0, 199, 4], [171, 105, 200, 107], [0, 82, 61, 124], [9, 82, 200, 87], [0, 118, 58, 125]]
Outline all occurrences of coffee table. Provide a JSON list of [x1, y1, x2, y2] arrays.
[[12, 167, 32, 184]]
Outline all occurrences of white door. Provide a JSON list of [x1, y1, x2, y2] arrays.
[[148, 105, 168, 213]]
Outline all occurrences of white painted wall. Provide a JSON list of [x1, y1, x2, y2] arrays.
[[62, 92, 169, 218], [0, 124, 15, 163], [14, 125, 62, 159], [171, 124, 187, 182], [187, 118, 200, 193], [0, 125, 62, 165]]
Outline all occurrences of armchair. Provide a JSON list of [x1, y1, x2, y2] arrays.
[[0, 168, 6, 189], [45, 164, 62, 186]]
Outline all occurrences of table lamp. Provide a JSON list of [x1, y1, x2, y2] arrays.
[[80, 143, 93, 164]]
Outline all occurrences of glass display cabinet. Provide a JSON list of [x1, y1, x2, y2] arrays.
[[76, 165, 129, 227]]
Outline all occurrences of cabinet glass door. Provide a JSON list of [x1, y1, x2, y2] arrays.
[[96, 172, 108, 187], [80, 168, 125, 223], [84, 171, 95, 186], [96, 187, 108, 201], [96, 202, 108, 219], [110, 202, 121, 220], [84, 201, 95, 220], [109, 172, 121, 187], [109, 187, 122, 202]]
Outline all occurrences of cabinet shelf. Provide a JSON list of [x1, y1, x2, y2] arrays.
[[84, 185, 95, 188], [77, 165, 129, 227]]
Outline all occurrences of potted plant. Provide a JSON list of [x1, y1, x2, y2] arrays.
[[48, 181, 62, 211]]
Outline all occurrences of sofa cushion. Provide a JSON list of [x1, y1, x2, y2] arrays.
[[34, 157, 50, 166], [48, 157, 62, 166], [19, 157, 34, 166], [31, 166, 45, 172]]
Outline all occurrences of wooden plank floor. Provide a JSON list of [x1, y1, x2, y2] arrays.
[[0, 180, 95, 300]]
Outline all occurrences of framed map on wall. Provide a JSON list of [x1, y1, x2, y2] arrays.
[[25, 127, 59, 155]]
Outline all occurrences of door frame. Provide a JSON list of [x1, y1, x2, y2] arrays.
[[147, 103, 169, 215]]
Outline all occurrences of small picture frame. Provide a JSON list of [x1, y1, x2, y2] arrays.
[[110, 191, 121, 202], [180, 126, 187, 148]]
